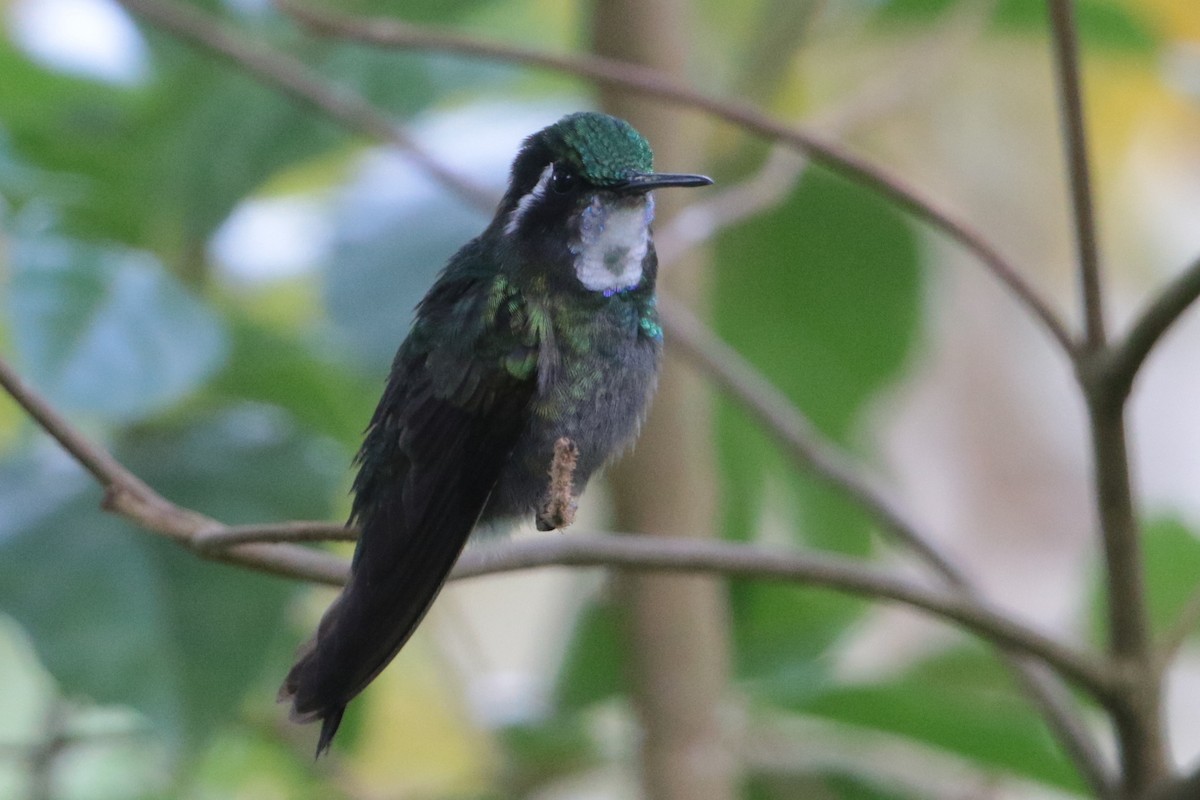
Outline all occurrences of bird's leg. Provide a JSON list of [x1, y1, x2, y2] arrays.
[[536, 437, 580, 531]]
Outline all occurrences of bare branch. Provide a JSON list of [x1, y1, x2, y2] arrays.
[[1153, 767, 1200, 800], [274, 0, 1074, 354], [112, 0, 494, 212], [193, 521, 355, 551], [450, 533, 1114, 700], [1084, 403, 1165, 789], [1047, 1, 1164, 788], [13, 2, 1113, 785], [1106, 253, 1200, 401], [0, 345, 156, 499], [0, 354, 349, 585], [658, 297, 961, 582], [659, 297, 1115, 794], [1047, 0, 1105, 348], [654, 4, 982, 265], [1, 354, 1117, 701], [0, 349, 1123, 778]]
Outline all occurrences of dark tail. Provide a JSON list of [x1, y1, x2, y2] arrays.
[[277, 482, 480, 756], [277, 379, 530, 756], [278, 310, 540, 753]]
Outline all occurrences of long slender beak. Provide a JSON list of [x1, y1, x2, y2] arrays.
[[614, 172, 714, 193]]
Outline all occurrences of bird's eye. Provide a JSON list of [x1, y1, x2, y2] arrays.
[[550, 165, 577, 194]]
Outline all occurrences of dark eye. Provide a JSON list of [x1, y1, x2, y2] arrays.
[[550, 165, 577, 194]]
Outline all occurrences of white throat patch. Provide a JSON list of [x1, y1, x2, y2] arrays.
[[571, 195, 654, 295]]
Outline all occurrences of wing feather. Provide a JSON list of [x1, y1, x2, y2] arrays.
[[280, 266, 536, 754]]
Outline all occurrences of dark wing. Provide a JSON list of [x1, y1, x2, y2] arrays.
[[279, 264, 536, 755]]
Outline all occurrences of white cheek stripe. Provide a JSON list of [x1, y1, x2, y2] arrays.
[[505, 164, 554, 236]]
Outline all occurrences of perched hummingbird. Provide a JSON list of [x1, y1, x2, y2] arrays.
[[279, 111, 712, 754]]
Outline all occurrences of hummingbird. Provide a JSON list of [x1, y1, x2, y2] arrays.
[[279, 111, 712, 754]]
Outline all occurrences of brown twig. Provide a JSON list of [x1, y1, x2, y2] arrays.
[[0, 355, 349, 586], [450, 533, 1115, 700], [112, 0, 494, 212], [193, 521, 356, 551], [660, 296, 1114, 794], [9, 1, 1118, 788], [658, 297, 961, 583], [1106, 253, 1200, 401], [0, 349, 1120, 701], [1047, 0, 1105, 349], [536, 437, 579, 531], [654, 1, 984, 266], [1048, 0, 1163, 790], [274, 0, 1074, 355]]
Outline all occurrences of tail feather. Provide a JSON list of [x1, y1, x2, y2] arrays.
[[277, 489, 481, 756], [316, 706, 345, 757], [278, 379, 531, 755]]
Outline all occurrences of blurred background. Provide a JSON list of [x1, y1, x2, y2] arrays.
[[2, 0, 1200, 798]]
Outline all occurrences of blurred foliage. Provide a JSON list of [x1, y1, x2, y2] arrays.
[[715, 168, 920, 686], [0, 0, 1189, 798], [878, 0, 1158, 54]]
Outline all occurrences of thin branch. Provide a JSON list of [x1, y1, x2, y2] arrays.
[[1085, 403, 1164, 789], [21, 2, 1110, 785], [1153, 766, 1200, 800], [0, 355, 157, 500], [193, 521, 355, 551], [658, 297, 962, 583], [0, 351, 1118, 700], [2, 342, 1114, 791], [0, 354, 349, 585], [1010, 662, 1117, 799], [1106, 253, 1200, 401], [659, 297, 1115, 794], [655, 0, 985, 264], [450, 533, 1114, 700], [1047, 0, 1105, 348], [112, 0, 494, 212], [275, 0, 1074, 354], [1047, 2, 1165, 789]]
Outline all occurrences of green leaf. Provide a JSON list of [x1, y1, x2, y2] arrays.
[[715, 167, 921, 444], [209, 314, 376, 449], [1089, 517, 1200, 645], [790, 647, 1084, 791], [713, 166, 921, 682], [496, 717, 598, 796], [323, 192, 489, 372], [747, 771, 917, 800], [553, 599, 626, 712], [0, 407, 340, 750], [821, 773, 919, 800], [6, 234, 228, 423], [1142, 518, 1200, 638], [0, 457, 170, 725]]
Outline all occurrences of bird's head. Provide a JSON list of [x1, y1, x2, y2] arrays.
[[497, 112, 711, 295]]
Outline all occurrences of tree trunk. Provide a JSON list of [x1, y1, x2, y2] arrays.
[[591, 2, 737, 799]]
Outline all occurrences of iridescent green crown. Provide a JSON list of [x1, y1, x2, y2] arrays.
[[543, 112, 654, 186]]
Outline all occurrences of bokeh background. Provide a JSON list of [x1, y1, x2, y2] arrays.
[[2, 0, 1200, 798]]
